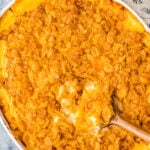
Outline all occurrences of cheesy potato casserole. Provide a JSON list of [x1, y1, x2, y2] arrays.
[[0, 0, 150, 149]]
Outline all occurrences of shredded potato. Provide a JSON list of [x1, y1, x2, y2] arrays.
[[0, 0, 150, 149]]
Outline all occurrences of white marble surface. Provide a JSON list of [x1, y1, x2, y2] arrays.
[[122, 0, 150, 27], [0, 0, 15, 17], [0, 123, 18, 150], [0, 0, 150, 150]]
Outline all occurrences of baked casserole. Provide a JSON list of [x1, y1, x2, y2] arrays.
[[0, 0, 150, 149]]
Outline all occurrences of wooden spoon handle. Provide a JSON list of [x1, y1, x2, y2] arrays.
[[110, 114, 150, 143]]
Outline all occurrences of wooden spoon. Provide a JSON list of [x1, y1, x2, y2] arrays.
[[100, 93, 150, 143]]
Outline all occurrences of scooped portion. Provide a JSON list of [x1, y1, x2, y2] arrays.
[[0, 0, 150, 149]]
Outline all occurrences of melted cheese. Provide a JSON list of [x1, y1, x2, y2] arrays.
[[0, 41, 8, 78]]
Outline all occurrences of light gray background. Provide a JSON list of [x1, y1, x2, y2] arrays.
[[0, 0, 150, 149], [0, 123, 18, 150]]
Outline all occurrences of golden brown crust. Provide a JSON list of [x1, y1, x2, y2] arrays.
[[0, 0, 150, 149]]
